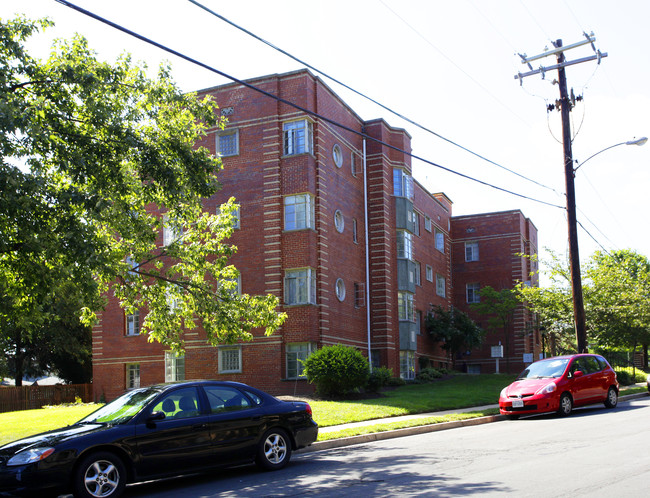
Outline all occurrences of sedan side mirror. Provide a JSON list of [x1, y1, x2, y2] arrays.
[[573, 370, 584, 379], [147, 411, 167, 422]]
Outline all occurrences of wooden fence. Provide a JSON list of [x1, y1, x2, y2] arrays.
[[0, 384, 93, 413]]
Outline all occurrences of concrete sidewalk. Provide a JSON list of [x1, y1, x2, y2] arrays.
[[303, 390, 648, 453]]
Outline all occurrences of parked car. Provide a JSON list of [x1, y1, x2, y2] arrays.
[[0, 380, 318, 497], [499, 354, 619, 419]]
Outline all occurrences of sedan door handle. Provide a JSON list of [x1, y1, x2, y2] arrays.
[[192, 423, 208, 429]]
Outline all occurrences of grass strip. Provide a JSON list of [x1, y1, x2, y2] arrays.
[[317, 409, 500, 441]]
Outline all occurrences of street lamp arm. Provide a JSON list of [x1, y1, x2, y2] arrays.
[[574, 137, 647, 175]]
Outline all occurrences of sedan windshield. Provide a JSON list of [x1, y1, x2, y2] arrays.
[[517, 358, 569, 380], [78, 387, 163, 425]]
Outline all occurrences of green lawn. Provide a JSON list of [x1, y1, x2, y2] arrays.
[[310, 374, 516, 427], [0, 403, 101, 446]]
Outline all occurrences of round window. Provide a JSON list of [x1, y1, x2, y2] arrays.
[[334, 210, 344, 233], [335, 278, 346, 301], [332, 144, 343, 168]]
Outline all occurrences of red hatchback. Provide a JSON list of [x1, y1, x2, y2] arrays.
[[499, 354, 619, 418]]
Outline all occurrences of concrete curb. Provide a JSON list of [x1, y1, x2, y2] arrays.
[[300, 391, 648, 453]]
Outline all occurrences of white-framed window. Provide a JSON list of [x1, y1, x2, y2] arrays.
[[400, 351, 415, 380], [335, 278, 346, 301], [286, 342, 315, 379], [220, 273, 242, 296], [351, 152, 357, 177], [467, 283, 481, 303], [435, 229, 445, 253], [424, 216, 432, 232], [413, 212, 420, 236], [126, 363, 140, 389], [354, 282, 365, 307], [393, 168, 414, 199], [126, 310, 140, 336], [465, 241, 479, 262], [396, 230, 413, 260], [334, 210, 344, 233], [165, 285, 180, 312], [332, 144, 343, 168], [216, 129, 239, 157], [284, 194, 315, 231], [436, 274, 446, 297], [426, 264, 433, 282], [219, 346, 242, 373], [165, 351, 185, 382], [414, 261, 421, 286], [284, 268, 317, 305], [283, 119, 313, 156], [217, 204, 240, 229], [398, 291, 414, 322], [352, 218, 358, 243], [163, 214, 182, 246]]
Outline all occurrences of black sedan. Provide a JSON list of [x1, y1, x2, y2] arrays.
[[0, 380, 318, 497]]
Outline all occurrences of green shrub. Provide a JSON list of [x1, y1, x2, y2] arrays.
[[302, 345, 369, 397], [615, 367, 647, 385], [615, 369, 633, 385], [416, 367, 443, 382], [366, 366, 393, 392]]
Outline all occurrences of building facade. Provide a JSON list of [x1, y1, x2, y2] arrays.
[[92, 70, 538, 401], [451, 210, 540, 374]]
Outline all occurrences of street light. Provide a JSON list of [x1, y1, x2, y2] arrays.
[[574, 137, 648, 175], [567, 136, 647, 353]]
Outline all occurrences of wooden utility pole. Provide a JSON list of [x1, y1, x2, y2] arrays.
[[515, 33, 607, 354], [556, 40, 587, 353]]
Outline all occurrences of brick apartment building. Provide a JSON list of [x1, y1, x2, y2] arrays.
[[92, 69, 539, 401], [451, 211, 540, 374]]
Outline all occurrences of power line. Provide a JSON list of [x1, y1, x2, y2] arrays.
[[576, 219, 610, 255], [186, 0, 560, 196], [378, 0, 530, 126], [55, 0, 565, 210]]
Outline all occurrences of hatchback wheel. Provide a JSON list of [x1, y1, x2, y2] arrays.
[[604, 387, 618, 408], [256, 428, 291, 470], [557, 393, 572, 417], [73, 451, 126, 498]]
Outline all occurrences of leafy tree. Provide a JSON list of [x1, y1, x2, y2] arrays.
[[1, 279, 96, 384], [517, 249, 650, 363], [471, 286, 519, 373], [586, 250, 650, 365], [516, 252, 576, 356], [302, 345, 369, 397], [0, 17, 286, 383], [425, 305, 484, 369]]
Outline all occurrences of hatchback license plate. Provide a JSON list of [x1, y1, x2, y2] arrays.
[[512, 399, 524, 408]]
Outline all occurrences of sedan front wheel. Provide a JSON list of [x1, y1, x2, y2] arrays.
[[256, 428, 292, 471], [73, 451, 127, 498]]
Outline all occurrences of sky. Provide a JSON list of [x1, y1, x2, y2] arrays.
[[2, 0, 649, 280]]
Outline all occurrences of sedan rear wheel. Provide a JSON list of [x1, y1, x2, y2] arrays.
[[256, 428, 292, 471], [557, 393, 573, 417], [604, 387, 618, 408], [73, 451, 126, 498]]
